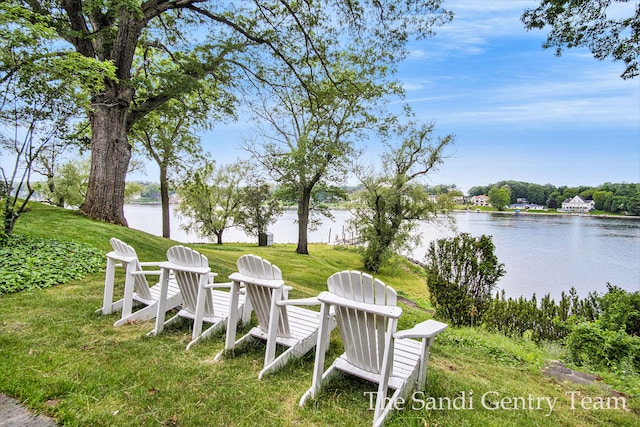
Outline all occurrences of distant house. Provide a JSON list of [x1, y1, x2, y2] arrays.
[[560, 196, 595, 213], [508, 203, 545, 211], [452, 195, 466, 205], [470, 195, 489, 206]]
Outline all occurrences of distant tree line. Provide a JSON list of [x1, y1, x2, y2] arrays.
[[469, 181, 640, 215]]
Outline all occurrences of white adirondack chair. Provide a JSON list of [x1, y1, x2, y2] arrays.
[[98, 238, 183, 327], [216, 254, 334, 379], [299, 271, 448, 427], [149, 245, 247, 350]]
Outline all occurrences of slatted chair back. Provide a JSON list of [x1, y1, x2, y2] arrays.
[[300, 270, 447, 427], [167, 245, 214, 317], [326, 271, 397, 376], [109, 238, 153, 301], [218, 254, 331, 379], [236, 254, 290, 337]]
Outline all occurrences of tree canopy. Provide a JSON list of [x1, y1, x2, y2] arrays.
[[2, 0, 454, 226], [522, 0, 640, 79], [349, 121, 455, 272]]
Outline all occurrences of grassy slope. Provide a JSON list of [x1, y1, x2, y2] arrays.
[[0, 202, 637, 426]]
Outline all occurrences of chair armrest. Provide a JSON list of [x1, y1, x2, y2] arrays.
[[130, 270, 162, 276], [228, 272, 285, 288], [139, 261, 163, 267], [159, 261, 210, 275], [277, 297, 321, 306], [394, 319, 448, 340], [317, 291, 402, 318], [204, 281, 234, 289]]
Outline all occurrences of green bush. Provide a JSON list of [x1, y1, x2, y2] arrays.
[[0, 235, 104, 294], [483, 289, 594, 343], [425, 233, 505, 326], [566, 322, 640, 372], [598, 284, 640, 336]]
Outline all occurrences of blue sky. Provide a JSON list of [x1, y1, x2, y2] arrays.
[[175, 0, 639, 194], [3, 2, 635, 195], [394, 0, 640, 193]]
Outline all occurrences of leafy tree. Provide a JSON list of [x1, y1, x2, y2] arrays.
[[236, 182, 283, 246], [128, 43, 237, 237], [610, 195, 627, 213], [425, 233, 506, 326], [547, 190, 562, 209], [0, 3, 113, 239], [522, 0, 640, 79], [593, 190, 613, 210], [488, 186, 510, 211], [124, 182, 144, 203], [628, 193, 640, 216], [5, 0, 453, 227], [35, 158, 90, 208], [130, 99, 209, 239], [349, 121, 455, 272], [31, 139, 74, 207], [177, 161, 245, 244], [139, 182, 161, 201], [526, 184, 546, 205], [0, 59, 87, 237], [246, 60, 395, 254]]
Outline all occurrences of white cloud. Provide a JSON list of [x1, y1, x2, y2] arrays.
[[411, 0, 541, 59]]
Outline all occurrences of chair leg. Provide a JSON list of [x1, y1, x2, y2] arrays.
[[114, 302, 155, 327], [100, 258, 118, 314], [224, 280, 242, 351], [299, 302, 333, 405], [373, 387, 403, 427], [417, 336, 436, 390], [257, 334, 315, 380], [213, 332, 256, 362], [186, 320, 227, 350], [299, 364, 338, 407], [121, 261, 136, 320]]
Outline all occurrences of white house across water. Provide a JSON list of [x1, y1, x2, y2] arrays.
[[560, 195, 596, 213]]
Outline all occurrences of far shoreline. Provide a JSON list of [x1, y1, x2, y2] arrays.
[[124, 202, 640, 220], [457, 208, 640, 220]]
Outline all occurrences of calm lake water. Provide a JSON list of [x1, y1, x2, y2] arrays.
[[124, 205, 640, 300]]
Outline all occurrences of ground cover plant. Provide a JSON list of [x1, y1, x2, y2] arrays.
[[0, 235, 104, 294], [0, 202, 637, 426]]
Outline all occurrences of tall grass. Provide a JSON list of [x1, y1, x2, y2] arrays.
[[0, 202, 637, 426]]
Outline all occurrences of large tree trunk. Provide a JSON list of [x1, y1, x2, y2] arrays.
[[296, 188, 312, 254], [159, 164, 170, 238], [80, 91, 132, 226], [258, 231, 268, 246]]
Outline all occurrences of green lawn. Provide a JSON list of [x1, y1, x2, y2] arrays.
[[0, 202, 637, 426]]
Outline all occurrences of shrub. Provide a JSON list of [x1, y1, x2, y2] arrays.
[[566, 322, 640, 372], [0, 235, 104, 294], [483, 289, 594, 343], [425, 233, 505, 326], [598, 284, 640, 336]]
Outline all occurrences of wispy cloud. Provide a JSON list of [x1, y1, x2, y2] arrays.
[[409, 0, 540, 59]]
